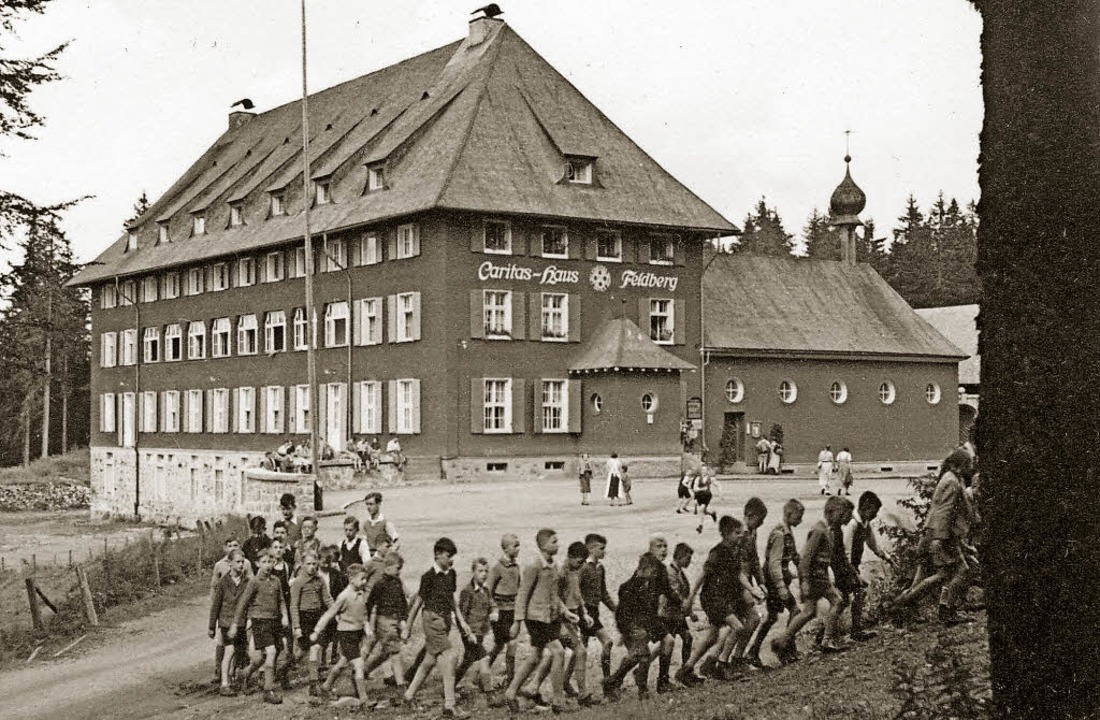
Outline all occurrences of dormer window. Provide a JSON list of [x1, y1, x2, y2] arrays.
[[270, 192, 286, 217], [229, 203, 243, 227], [483, 220, 512, 254], [315, 181, 331, 205], [192, 213, 206, 236], [649, 235, 676, 264], [157, 222, 169, 245], [367, 165, 386, 192], [564, 157, 594, 185], [126, 230, 138, 252]]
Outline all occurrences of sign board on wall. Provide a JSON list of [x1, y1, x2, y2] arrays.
[[477, 260, 678, 292], [686, 396, 702, 419]]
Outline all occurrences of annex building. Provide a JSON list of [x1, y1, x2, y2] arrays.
[[71, 13, 964, 522]]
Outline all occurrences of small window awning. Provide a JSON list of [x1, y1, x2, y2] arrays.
[[569, 317, 696, 373]]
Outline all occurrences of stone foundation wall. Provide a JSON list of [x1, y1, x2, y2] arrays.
[[441, 455, 681, 484]]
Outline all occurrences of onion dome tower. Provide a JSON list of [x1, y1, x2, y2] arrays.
[[829, 154, 866, 263]]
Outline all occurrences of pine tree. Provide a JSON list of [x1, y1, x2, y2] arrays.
[[734, 198, 796, 256], [127, 191, 150, 227], [802, 207, 840, 260]]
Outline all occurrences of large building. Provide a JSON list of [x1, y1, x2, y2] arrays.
[[70, 14, 735, 520], [71, 13, 964, 523], [916, 303, 980, 442]]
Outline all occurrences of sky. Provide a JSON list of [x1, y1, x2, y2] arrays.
[[2, 0, 983, 264]]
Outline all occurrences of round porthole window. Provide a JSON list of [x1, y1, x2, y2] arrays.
[[779, 380, 797, 404], [590, 393, 603, 414], [829, 380, 848, 405], [879, 381, 897, 405], [641, 393, 657, 413], [725, 378, 745, 403], [926, 382, 942, 405]]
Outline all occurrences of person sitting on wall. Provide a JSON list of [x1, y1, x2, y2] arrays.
[[293, 444, 312, 474], [386, 436, 406, 471], [319, 439, 336, 462], [353, 437, 369, 473], [368, 439, 381, 471], [261, 451, 279, 472], [276, 438, 295, 472]]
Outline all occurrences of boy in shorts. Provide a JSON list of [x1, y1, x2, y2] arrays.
[[311, 563, 373, 703], [339, 516, 369, 572], [676, 516, 758, 685], [230, 548, 288, 705], [771, 496, 848, 662], [291, 551, 334, 695], [487, 533, 522, 687], [842, 492, 891, 640], [745, 499, 803, 664], [504, 528, 575, 714], [578, 453, 593, 506], [723, 497, 767, 669], [209, 548, 250, 695], [579, 533, 617, 683], [363, 553, 409, 699], [211, 537, 253, 595], [693, 468, 719, 533], [666, 543, 695, 673], [456, 557, 495, 695], [403, 537, 474, 719], [621, 464, 634, 506]]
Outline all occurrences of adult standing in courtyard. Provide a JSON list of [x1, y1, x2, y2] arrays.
[[755, 437, 772, 474], [362, 491, 400, 556], [835, 447, 854, 496], [767, 439, 783, 475], [817, 445, 835, 495], [606, 453, 625, 506]]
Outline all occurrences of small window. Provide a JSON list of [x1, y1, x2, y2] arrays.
[[367, 165, 385, 192], [212, 317, 231, 357], [641, 393, 657, 413], [324, 237, 346, 272], [544, 461, 565, 471], [101, 284, 117, 309], [315, 181, 331, 205], [192, 213, 206, 236], [237, 314, 258, 355], [926, 382, 942, 405], [879, 381, 897, 405], [164, 324, 182, 362], [126, 230, 138, 252], [100, 332, 117, 368], [541, 226, 568, 258], [265, 311, 286, 353], [237, 257, 255, 287], [483, 290, 512, 339], [541, 380, 567, 433], [396, 224, 419, 259], [229, 204, 243, 227], [359, 234, 381, 265], [395, 292, 419, 342], [119, 279, 136, 306], [270, 192, 286, 217], [210, 263, 229, 291], [725, 378, 744, 403], [540, 293, 568, 341], [292, 245, 307, 278], [187, 321, 206, 359], [324, 301, 349, 347], [157, 223, 169, 245], [292, 307, 308, 350], [120, 329, 137, 365], [564, 157, 593, 184], [830, 381, 848, 405], [649, 299, 674, 344], [483, 220, 511, 254], [264, 251, 284, 282], [162, 272, 180, 299], [779, 380, 798, 404], [143, 327, 160, 363], [596, 230, 622, 261], [141, 276, 158, 303], [650, 235, 675, 264], [591, 393, 603, 414], [486, 462, 508, 472], [483, 378, 512, 433], [186, 268, 204, 295]]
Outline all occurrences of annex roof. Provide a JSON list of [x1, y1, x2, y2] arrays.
[[703, 254, 967, 361], [569, 317, 696, 372], [71, 18, 735, 287], [915, 304, 980, 384]]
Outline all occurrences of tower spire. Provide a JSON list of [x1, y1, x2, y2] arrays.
[[829, 137, 866, 264]]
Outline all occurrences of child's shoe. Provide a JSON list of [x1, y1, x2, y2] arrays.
[[675, 667, 704, 687], [218, 686, 238, 697], [636, 687, 651, 701], [850, 629, 878, 641], [577, 693, 601, 707], [655, 678, 673, 694], [308, 682, 322, 697], [743, 653, 765, 669], [443, 707, 471, 719], [601, 678, 621, 702], [938, 604, 966, 626], [262, 690, 283, 705]]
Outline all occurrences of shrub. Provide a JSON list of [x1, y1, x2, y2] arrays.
[[892, 628, 990, 719], [880, 471, 938, 592]]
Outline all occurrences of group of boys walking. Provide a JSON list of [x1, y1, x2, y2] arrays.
[[207, 449, 980, 718]]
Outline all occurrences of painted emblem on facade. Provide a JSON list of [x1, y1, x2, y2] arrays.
[[589, 265, 611, 291]]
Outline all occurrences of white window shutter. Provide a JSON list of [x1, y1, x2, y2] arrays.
[[353, 381, 362, 434], [387, 380, 397, 433], [387, 295, 397, 343], [259, 386, 268, 433], [205, 390, 214, 433], [354, 300, 364, 346], [411, 224, 421, 257], [318, 384, 329, 444], [288, 386, 298, 434], [276, 387, 286, 433], [411, 292, 422, 341], [411, 379, 421, 434]]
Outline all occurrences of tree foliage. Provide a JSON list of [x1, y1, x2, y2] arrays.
[[734, 198, 797, 256]]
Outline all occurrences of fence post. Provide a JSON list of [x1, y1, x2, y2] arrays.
[[25, 578, 44, 633], [76, 568, 98, 626], [68, 550, 72, 568], [151, 532, 161, 590], [103, 537, 110, 591], [32, 554, 36, 573]]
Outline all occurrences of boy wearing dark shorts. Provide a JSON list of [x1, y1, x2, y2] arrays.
[[843, 491, 893, 640], [231, 549, 288, 705], [312, 563, 372, 703], [746, 499, 803, 664], [579, 533, 617, 682], [772, 497, 848, 662], [209, 548, 249, 695], [404, 537, 474, 719], [666, 543, 695, 671], [362, 553, 410, 697], [504, 528, 575, 714], [578, 453, 593, 506], [456, 558, 494, 695], [290, 551, 333, 695], [487, 533, 521, 685]]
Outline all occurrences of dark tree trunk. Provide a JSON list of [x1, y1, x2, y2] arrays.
[[976, 2, 1100, 717]]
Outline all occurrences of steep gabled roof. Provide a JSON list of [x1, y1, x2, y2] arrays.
[[71, 19, 734, 287], [916, 304, 980, 383], [569, 317, 696, 372], [703, 254, 967, 360]]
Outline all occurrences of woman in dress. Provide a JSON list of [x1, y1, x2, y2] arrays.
[[605, 453, 624, 505], [767, 440, 783, 475]]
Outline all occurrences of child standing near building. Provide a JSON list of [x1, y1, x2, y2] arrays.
[[230, 549, 288, 705], [403, 537, 474, 719], [694, 469, 719, 533], [209, 549, 250, 695], [362, 553, 410, 699], [578, 453, 593, 506], [290, 551, 334, 695], [621, 464, 634, 506], [311, 563, 373, 704], [487, 533, 522, 687], [745, 499, 803, 665], [455, 558, 495, 695], [579, 533, 617, 684], [771, 496, 848, 662], [504, 529, 572, 714]]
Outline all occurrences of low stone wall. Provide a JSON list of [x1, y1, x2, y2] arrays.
[[441, 455, 681, 484], [241, 469, 314, 519]]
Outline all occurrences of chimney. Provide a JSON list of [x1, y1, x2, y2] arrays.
[[468, 4, 503, 45], [229, 110, 256, 131]]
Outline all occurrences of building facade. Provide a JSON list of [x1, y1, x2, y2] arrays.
[[72, 16, 734, 520]]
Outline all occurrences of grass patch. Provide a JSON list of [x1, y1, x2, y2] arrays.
[[0, 447, 90, 485]]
